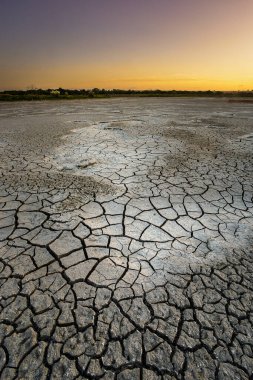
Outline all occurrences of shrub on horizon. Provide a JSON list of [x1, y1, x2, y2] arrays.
[[50, 90, 60, 97]]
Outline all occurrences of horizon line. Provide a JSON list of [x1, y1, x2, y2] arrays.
[[1, 88, 253, 93]]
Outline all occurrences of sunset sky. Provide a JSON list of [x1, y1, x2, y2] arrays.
[[1, 0, 253, 91]]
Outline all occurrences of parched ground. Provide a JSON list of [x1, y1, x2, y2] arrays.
[[0, 98, 252, 380]]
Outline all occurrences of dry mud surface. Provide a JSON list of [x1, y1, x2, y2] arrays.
[[0, 98, 252, 379]]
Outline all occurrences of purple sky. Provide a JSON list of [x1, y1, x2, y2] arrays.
[[1, 0, 253, 90]]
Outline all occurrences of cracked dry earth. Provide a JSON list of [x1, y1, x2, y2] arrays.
[[0, 98, 253, 380]]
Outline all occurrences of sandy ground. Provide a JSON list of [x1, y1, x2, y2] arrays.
[[0, 98, 252, 379]]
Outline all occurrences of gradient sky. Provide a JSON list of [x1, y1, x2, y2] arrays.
[[1, 0, 253, 90]]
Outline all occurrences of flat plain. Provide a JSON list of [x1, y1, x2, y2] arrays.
[[0, 97, 252, 379]]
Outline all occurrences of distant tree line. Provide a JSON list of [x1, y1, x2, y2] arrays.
[[0, 88, 253, 101]]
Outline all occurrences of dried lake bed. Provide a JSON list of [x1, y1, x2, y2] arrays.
[[0, 97, 252, 379]]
